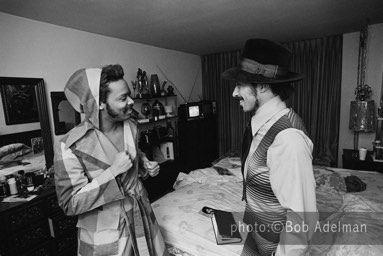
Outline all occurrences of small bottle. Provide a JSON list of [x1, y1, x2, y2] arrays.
[[7, 177, 18, 195], [166, 121, 175, 137], [17, 170, 27, 195], [0, 175, 9, 198], [373, 140, 381, 158], [26, 173, 35, 192]]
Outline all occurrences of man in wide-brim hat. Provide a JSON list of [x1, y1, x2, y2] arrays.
[[222, 39, 318, 256]]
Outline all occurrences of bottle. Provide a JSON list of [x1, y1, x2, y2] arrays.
[[166, 121, 175, 137], [17, 170, 27, 195], [373, 140, 381, 158], [0, 175, 9, 199], [26, 173, 35, 192], [7, 176, 18, 195]]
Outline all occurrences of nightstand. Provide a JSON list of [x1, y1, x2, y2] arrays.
[[342, 149, 383, 173], [142, 160, 180, 202]]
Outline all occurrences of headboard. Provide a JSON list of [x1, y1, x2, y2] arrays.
[[0, 129, 42, 148]]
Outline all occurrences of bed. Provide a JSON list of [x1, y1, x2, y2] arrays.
[[0, 129, 46, 176], [0, 150, 45, 176], [153, 155, 383, 256]]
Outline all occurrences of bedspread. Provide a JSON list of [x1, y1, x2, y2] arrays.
[[153, 166, 245, 256], [154, 157, 383, 256], [309, 167, 383, 256]]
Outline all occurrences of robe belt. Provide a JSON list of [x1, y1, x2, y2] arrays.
[[121, 194, 152, 256]]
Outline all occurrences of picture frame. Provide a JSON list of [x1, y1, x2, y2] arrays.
[[0, 77, 40, 125], [31, 136, 44, 154]]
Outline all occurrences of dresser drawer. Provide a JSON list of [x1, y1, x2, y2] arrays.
[[5, 200, 46, 233], [9, 220, 51, 255], [46, 193, 62, 215], [48, 212, 77, 238], [20, 241, 52, 256], [53, 230, 77, 255]]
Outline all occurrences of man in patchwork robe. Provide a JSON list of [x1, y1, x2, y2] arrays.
[[54, 64, 169, 256]]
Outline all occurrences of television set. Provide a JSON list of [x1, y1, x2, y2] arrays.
[[178, 102, 203, 121]]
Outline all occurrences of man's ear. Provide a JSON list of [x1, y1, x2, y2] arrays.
[[258, 84, 270, 93]]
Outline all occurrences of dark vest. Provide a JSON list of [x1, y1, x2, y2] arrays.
[[240, 109, 308, 256], [241, 109, 308, 202]]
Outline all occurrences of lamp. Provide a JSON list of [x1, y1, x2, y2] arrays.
[[349, 100, 375, 149], [349, 24, 375, 150]]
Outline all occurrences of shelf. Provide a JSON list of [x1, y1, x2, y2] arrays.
[[132, 95, 177, 101], [137, 115, 177, 125], [159, 136, 177, 143]]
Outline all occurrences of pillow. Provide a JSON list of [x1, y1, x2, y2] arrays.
[[344, 175, 367, 192], [211, 152, 240, 166], [0, 143, 32, 161], [212, 166, 234, 176], [314, 168, 347, 193]]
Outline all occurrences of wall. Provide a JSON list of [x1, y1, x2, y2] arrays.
[[0, 12, 202, 143], [2, 12, 382, 166], [338, 23, 383, 167]]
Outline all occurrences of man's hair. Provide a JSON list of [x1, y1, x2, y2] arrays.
[[100, 64, 124, 103], [269, 83, 294, 101]]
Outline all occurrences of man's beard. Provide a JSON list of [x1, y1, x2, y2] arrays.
[[106, 103, 130, 119]]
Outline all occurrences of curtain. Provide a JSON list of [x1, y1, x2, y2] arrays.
[[202, 51, 252, 155], [285, 36, 343, 166], [201, 35, 343, 166]]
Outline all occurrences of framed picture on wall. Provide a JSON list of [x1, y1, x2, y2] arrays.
[[31, 136, 44, 154], [0, 77, 39, 125]]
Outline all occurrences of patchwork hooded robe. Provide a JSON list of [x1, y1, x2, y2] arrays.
[[54, 68, 169, 256]]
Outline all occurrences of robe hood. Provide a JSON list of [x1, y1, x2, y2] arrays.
[[64, 68, 102, 129], [62, 68, 102, 149]]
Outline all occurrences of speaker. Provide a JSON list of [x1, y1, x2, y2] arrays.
[[201, 100, 216, 117], [178, 116, 218, 173]]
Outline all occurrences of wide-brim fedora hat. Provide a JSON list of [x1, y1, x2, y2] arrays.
[[222, 38, 304, 84]]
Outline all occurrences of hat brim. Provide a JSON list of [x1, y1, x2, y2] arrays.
[[222, 67, 304, 84]]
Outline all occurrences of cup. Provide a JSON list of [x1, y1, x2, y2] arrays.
[[359, 147, 367, 160], [164, 105, 172, 117]]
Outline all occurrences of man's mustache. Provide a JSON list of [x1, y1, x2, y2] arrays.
[[234, 96, 244, 101]]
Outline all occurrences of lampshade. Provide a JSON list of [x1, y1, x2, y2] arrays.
[[349, 100, 375, 132]]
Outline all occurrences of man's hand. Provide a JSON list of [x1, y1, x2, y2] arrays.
[[110, 151, 133, 177], [144, 161, 160, 177]]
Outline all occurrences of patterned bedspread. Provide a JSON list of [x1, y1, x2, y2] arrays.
[[153, 157, 383, 256]]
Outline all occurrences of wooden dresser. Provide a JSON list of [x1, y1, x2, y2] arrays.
[[0, 187, 77, 256], [0, 160, 179, 255]]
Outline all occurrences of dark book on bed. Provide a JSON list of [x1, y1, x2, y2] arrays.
[[211, 209, 242, 245]]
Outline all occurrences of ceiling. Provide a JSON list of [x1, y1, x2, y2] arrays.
[[1, 0, 383, 55]]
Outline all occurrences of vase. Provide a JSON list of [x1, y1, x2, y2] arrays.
[[141, 75, 150, 98], [152, 99, 165, 119], [167, 85, 175, 96], [160, 81, 168, 96], [149, 74, 161, 97], [141, 102, 152, 119]]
